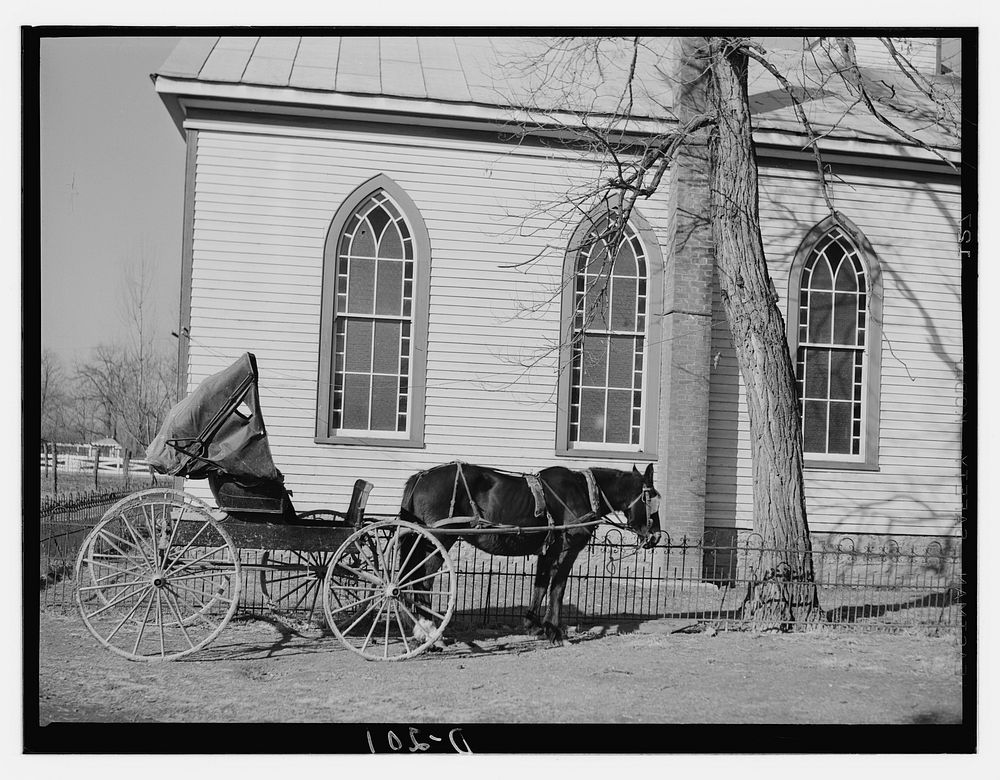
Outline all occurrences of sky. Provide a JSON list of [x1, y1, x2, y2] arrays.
[[40, 35, 185, 363]]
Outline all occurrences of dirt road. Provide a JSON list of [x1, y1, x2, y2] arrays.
[[36, 610, 962, 738]]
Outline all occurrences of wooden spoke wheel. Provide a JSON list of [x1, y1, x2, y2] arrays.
[[323, 519, 456, 661], [259, 550, 334, 622], [75, 489, 241, 662]]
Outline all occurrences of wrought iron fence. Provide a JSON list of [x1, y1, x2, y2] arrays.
[[38, 495, 963, 632]]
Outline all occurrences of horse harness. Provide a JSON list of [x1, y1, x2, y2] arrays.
[[437, 462, 643, 552]]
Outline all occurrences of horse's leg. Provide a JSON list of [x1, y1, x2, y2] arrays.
[[402, 533, 455, 648], [524, 540, 561, 634], [541, 536, 589, 645]]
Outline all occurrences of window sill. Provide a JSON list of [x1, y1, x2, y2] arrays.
[[315, 435, 425, 449], [804, 459, 879, 472], [555, 446, 658, 462]]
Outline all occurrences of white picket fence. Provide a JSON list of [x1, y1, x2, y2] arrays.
[[39, 448, 149, 474]]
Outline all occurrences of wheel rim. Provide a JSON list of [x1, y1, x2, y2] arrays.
[[323, 519, 456, 661], [259, 550, 332, 623], [76, 490, 241, 662]]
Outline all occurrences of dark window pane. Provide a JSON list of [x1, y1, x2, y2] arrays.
[[375, 259, 403, 315], [810, 256, 832, 289], [367, 204, 391, 240], [824, 239, 845, 268], [379, 223, 404, 259], [808, 291, 832, 343], [347, 257, 375, 314], [804, 348, 829, 398], [578, 388, 606, 443], [611, 277, 637, 330], [828, 402, 852, 453], [581, 335, 608, 386], [373, 320, 401, 374], [833, 293, 858, 344], [613, 240, 637, 277], [834, 258, 857, 291], [370, 375, 398, 431], [342, 373, 371, 429], [829, 350, 853, 399], [607, 335, 634, 388], [351, 222, 377, 257], [344, 319, 373, 372], [803, 400, 827, 453], [606, 389, 631, 443]]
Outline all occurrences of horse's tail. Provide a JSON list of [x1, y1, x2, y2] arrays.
[[399, 469, 424, 525]]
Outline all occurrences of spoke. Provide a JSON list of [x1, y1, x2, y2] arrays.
[[281, 578, 316, 606], [162, 519, 213, 573], [89, 560, 147, 582], [94, 530, 149, 570], [118, 512, 157, 571], [396, 599, 438, 645], [165, 568, 235, 584], [360, 598, 388, 654], [404, 598, 447, 622], [101, 585, 155, 643], [332, 561, 385, 589], [162, 588, 197, 648], [399, 546, 443, 585], [131, 590, 157, 655], [162, 502, 187, 568], [399, 568, 445, 589], [338, 594, 383, 633], [371, 532, 389, 576], [156, 591, 166, 658], [141, 504, 158, 557], [329, 582, 380, 593], [166, 584, 220, 630], [80, 578, 150, 592], [398, 588, 453, 598], [167, 580, 233, 605], [306, 577, 322, 617], [383, 600, 392, 659], [263, 570, 314, 585], [327, 590, 380, 618], [164, 544, 231, 578], [395, 530, 422, 584], [392, 601, 412, 655], [85, 580, 153, 618]]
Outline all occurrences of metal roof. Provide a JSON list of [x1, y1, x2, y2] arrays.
[[155, 36, 960, 154]]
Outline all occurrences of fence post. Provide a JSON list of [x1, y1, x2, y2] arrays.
[[52, 442, 58, 495], [43, 441, 49, 478], [93, 444, 100, 490], [123, 449, 131, 490]]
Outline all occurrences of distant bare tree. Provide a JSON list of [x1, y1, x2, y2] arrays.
[[75, 258, 177, 453]]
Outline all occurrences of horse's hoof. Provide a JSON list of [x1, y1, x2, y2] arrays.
[[543, 622, 564, 645]]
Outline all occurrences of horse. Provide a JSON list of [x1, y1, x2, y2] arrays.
[[399, 461, 662, 643]]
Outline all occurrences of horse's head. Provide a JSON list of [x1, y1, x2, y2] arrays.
[[626, 464, 662, 549]]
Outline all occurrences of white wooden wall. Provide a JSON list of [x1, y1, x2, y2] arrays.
[[706, 157, 963, 537], [183, 118, 672, 515], [851, 37, 940, 74]]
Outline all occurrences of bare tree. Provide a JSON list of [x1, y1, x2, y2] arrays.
[[75, 258, 177, 454], [500, 35, 960, 629]]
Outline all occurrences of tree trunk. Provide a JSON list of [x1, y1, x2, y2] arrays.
[[705, 38, 818, 630]]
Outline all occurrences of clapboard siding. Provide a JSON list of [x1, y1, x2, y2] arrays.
[[851, 37, 940, 73], [184, 122, 671, 514], [706, 158, 962, 536]]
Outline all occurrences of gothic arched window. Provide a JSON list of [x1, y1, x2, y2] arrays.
[[789, 215, 882, 468], [557, 207, 663, 457], [317, 176, 429, 446]]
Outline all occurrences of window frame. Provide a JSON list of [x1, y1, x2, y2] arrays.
[[787, 213, 883, 471], [315, 175, 430, 448], [555, 205, 663, 460]]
